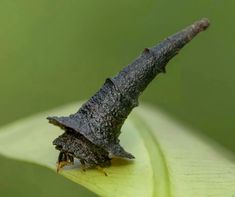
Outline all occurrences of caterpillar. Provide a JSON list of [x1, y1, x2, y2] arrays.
[[47, 18, 209, 173]]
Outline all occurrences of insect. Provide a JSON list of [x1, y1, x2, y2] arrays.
[[47, 18, 209, 173]]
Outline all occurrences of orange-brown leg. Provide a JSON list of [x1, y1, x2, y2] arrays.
[[96, 165, 108, 176]]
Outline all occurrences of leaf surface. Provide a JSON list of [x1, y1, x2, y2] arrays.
[[0, 103, 234, 197]]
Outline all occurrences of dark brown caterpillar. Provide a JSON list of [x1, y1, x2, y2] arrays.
[[47, 18, 210, 172]]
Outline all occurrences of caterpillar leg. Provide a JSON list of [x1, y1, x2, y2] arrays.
[[80, 160, 87, 172], [57, 152, 74, 173], [96, 165, 108, 176]]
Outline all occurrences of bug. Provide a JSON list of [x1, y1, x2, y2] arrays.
[[47, 18, 209, 173]]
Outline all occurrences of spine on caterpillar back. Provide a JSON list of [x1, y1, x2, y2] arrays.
[[48, 19, 209, 166]]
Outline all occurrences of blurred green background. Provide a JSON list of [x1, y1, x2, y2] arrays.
[[0, 0, 234, 196]]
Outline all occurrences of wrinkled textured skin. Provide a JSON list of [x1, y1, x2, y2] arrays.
[[54, 130, 111, 168], [48, 19, 209, 168]]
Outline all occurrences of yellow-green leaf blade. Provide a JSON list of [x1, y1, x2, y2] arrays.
[[0, 103, 235, 197]]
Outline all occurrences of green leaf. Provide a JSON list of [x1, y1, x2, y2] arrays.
[[0, 103, 234, 197]]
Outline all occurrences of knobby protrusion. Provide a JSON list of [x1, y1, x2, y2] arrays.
[[47, 18, 210, 171]]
